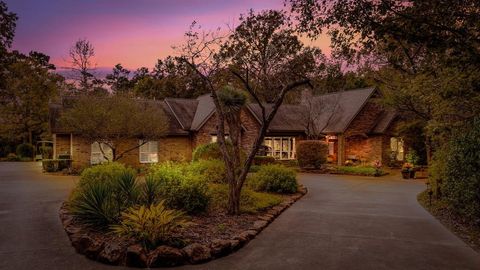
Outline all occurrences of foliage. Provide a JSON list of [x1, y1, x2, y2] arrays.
[[59, 94, 168, 161], [5, 153, 19, 161], [148, 163, 210, 214], [16, 143, 34, 158], [187, 159, 226, 184], [441, 119, 480, 224], [405, 150, 420, 166], [42, 159, 72, 172], [208, 184, 282, 213], [296, 140, 328, 169], [217, 85, 247, 111], [105, 64, 133, 94], [68, 163, 140, 227], [253, 156, 276, 166], [336, 166, 387, 177], [192, 142, 235, 162], [248, 164, 298, 194], [111, 201, 191, 249]]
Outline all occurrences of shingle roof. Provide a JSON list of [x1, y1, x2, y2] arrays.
[[247, 104, 307, 132], [164, 98, 198, 130], [371, 110, 397, 134], [190, 94, 215, 131], [311, 87, 376, 133]]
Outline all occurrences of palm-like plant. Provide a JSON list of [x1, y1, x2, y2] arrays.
[[111, 201, 191, 249]]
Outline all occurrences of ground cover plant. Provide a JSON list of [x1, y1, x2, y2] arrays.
[[335, 165, 387, 177]]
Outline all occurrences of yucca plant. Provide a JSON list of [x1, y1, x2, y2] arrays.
[[113, 169, 140, 206], [68, 181, 120, 228], [111, 201, 191, 249], [142, 175, 161, 205]]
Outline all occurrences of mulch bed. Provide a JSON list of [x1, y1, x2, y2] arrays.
[[417, 190, 480, 252], [60, 186, 308, 267]]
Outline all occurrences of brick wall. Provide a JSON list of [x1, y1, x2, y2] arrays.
[[345, 135, 392, 164], [193, 109, 260, 151], [345, 100, 383, 137], [67, 135, 193, 170], [55, 134, 71, 157]]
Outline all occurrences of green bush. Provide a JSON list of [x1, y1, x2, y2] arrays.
[[253, 156, 276, 165], [442, 119, 480, 223], [16, 143, 34, 158], [68, 163, 140, 227], [79, 162, 130, 186], [208, 184, 282, 213], [296, 140, 328, 169], [248, 164, 298, 194], [192, 141, 243, 162], [148, 163, 210, 214], [42, 159, 72, 172], [187, 159, 226, 184], [112, 201, 191, 249]]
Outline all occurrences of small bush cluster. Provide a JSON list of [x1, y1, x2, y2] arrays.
[[112, 201, 191, 249], [187, 159, 226, 184], [253, 156, 276, 165], [16, 143, 34, 158], [42, 159, 72, 172], [192, 142, 225, 161], [208, 184, 282, 213], [296, 140, 328, 169], [6, 153, 20, 161], [248, 164, 298, 194], [147, 163, 210, 214]]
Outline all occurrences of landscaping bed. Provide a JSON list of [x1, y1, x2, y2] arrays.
[[418, 190, 480, 252], [300, 164, 388, 177], [59, 161, 307, 267]]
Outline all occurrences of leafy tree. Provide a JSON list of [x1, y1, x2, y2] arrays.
[[178, 10, 321, 214], [105, 64, 133, 94], [59, 94, 169, 161], [0, 1, 16, 52], [0, 52, 61, 143]]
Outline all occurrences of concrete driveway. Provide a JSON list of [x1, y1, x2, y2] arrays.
[[1, 162, 479, 269]]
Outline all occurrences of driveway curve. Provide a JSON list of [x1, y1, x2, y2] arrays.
[[0, 162, 479, 270]]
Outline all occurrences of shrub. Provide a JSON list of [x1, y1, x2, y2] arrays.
[[192, 141, 243, 162], [253, 156, 276, 165], [248, 164, 298, 194], [148, 163, 210, 214], [68, 163, 140, 227], [68, 181, 120, 228], [111, 201, 191, 249], [42, 159, 72, 172], [187, 159, 226, 184], [208, 184, 282, 213], [16, 143, 34, 158], [442, 119, 480, 223], [6, 153, 20, 161], [79, 162, 130, 187], [296, 140, 328, 169]]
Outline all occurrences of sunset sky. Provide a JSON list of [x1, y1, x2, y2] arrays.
[[6, 0, 330, 70]]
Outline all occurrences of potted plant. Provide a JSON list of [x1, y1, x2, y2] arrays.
[[401, 162, 413, 179], [405, 150, 420, 179], [373, 160, 382, 177]]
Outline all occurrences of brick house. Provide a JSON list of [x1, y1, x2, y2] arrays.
[[49, 87, 404, 170]]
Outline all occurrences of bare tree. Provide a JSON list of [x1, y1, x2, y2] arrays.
[[68, 38, 96, 91], [178, 11, 323, 214]]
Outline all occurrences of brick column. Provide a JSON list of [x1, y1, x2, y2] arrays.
[[337, 133, 345, 166]]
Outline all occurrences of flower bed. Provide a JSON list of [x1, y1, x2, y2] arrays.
[[59, 162, 307, 267]]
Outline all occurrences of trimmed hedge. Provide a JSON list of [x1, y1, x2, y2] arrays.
[[248, 164, 298, 194], [16, 143, 34, 158], [253, 156, 276, 165], [296, 140, 328, 169], [42, 159, 72, 172]]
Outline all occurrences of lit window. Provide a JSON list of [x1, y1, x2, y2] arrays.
[[263, 137, 296, 160], [139, 141, 158, 163], [328, 142, 335, 156], [390, 137, 404, 161], [91, 142, 113, 164], [211, 135, 229, 143]]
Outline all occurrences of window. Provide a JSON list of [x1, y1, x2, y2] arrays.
[[211, 135, 229, 143], [263, 137, 296, 160], [139, 141, 158, 163], [91, 142, 113, 164], [390, 137, 404, 161], [328, 141, 335, 156]]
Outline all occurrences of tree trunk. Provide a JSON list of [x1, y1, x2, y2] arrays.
[[227, 180, 242, 215]]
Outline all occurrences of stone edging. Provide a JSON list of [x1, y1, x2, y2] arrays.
[[59, 186, 308, 268]]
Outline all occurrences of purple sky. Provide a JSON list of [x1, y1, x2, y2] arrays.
[[6, 0, 330, 69]]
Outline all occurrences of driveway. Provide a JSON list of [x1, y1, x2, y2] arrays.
[[1, 162, 479, 269]]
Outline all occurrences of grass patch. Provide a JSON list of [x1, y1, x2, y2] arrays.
[[208, 184, 282, 214], [418, 190, 480, 252], [335, 166, 387, 176]]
